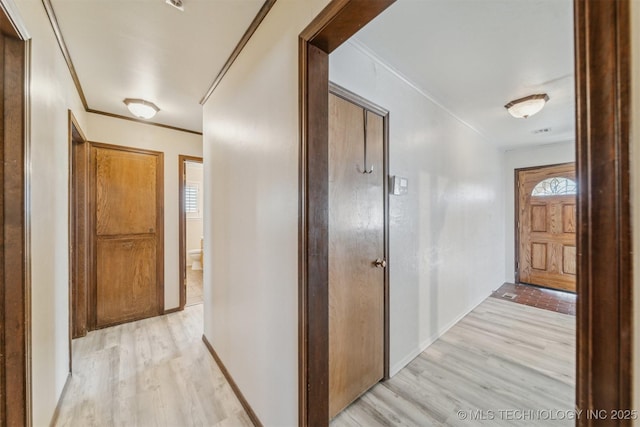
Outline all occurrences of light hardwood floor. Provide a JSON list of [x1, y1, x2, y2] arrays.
[[332, 298, 576, 426], [54, 304, 251, 427], [54, 297, 575, 426], [186, 268, 203, 306]]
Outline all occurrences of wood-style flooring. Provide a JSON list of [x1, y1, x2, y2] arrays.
[[332, 298, 576, 426], [54, 296, 575, 427], [54, 304, 251, 427], [186, 268, 203, 306]]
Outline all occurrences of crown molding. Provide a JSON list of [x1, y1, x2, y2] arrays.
[[199, 0, 277, 105], [41, 0, 88, 109], [0, 0, 30, 40], [346, 37, 491, 143], [86, 109, 202, 136]]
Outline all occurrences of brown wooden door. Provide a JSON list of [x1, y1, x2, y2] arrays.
[[517, 163, 576, 292], [328, 92, 385, 418], [91, 144, 163, 328]]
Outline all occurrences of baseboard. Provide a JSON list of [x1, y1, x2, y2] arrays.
[[201, 335, 263, 427], [389, 295, 489, 376], [163, 307, 182, 315], [49, 373, 72, 427]]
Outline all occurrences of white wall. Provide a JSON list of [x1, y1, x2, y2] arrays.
[[11, 0, 88, 424], [202, 0, 329, 425], [85, 113, 202, 310], [631, 0, 640, 418], [185, 162, 203, 265], [330, 41, 506, 374], [502, 141, 575, 283]]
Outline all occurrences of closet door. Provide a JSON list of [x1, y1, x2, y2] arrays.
[[91, 144, 164, 328], [328, 93, 385, 418]]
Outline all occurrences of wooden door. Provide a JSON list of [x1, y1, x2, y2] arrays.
[[328, 92, 385, 418], [91, 144, 163, 328], [517, 163, 576, 292]]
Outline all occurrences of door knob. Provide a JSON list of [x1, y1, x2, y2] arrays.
[[373, 258, 387, 268]]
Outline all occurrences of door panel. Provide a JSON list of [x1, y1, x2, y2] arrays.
[[328, 93, 384, 418], [96, 237, 157, 326], [92, 145, 163, 329], [96, 149, 157, 235], [517, 163, 576, 292], [562, 204, 576, 232]]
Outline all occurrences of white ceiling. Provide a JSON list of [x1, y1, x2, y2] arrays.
[[51, 0, 265, 133], [353, 0, 575, 149], [51, 0, 575, 144]]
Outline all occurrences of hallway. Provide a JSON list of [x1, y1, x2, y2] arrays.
[[331, 298, 575, 426], [54, 295, 574, 426], [54, 305, 251, 427]]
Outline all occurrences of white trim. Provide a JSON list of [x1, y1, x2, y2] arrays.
[[347, 38, 489, 143], [0, 0, 30, 40], [389, 294, 488, 377]]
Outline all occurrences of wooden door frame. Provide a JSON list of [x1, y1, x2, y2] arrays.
[[0, 3, 30, 424], [178, 155, 203, 310], [328, 81, 391, 400], [299, 0, 632, 426], [514, 161, 575, 287], [88, 142, 165, 329], [574, 0, 632, 420], [298, 2, 395, 425], [68, 110, 88, 369]]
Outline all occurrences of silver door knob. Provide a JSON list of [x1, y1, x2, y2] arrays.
[[373, 258, 387, 268]]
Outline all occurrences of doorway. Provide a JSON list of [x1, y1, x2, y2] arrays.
[[70, 138, 165, 333], [69, 112, 89, 340], [516, 163, 576, 292], [179, 156, 204, 308], [299, 0, 632, 426]]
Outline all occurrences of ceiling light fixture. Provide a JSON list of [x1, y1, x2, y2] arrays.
[[166, 0, 184, 11], [123, 98, 160, 120], [504, 94, 549, 119]]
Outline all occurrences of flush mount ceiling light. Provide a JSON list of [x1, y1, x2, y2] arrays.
[[123, 98, 160, 120], [504, 94, 549, 119], [166, 0, 184, 11]]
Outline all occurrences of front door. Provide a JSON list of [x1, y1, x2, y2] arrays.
[[328, 90, 386, 418], [517, 163, 576, 292], [91, 144, 164, 328]]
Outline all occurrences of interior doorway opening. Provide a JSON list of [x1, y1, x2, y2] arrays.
[[299, 0, 632, 426], [179, 156, 204, 308]]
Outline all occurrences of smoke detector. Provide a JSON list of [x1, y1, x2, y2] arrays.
[[166, 0, 184, 11]]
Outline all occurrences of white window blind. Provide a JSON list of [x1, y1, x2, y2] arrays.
[[185, 184, 198, 213]]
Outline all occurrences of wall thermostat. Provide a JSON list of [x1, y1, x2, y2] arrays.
[[391, 176, 408, 195]]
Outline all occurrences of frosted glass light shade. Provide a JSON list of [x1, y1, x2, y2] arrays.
[[505, 94, 549, 119], [124, 98, 160, 119]]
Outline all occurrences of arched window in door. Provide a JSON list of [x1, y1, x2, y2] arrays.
[[531, 177, 577, 196]]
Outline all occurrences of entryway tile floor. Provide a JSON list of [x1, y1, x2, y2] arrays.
[[490, 282, 576, 316]]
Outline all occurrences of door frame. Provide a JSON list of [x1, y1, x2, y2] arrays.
[[328, 81, 391, 386], [514, 161, 575, 287], [88, 142, 165, 329], [299, 0, 632, 426], [68, 110, 89, 361], [0, 3, 30, 424], [178, 155, 203, 310]]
